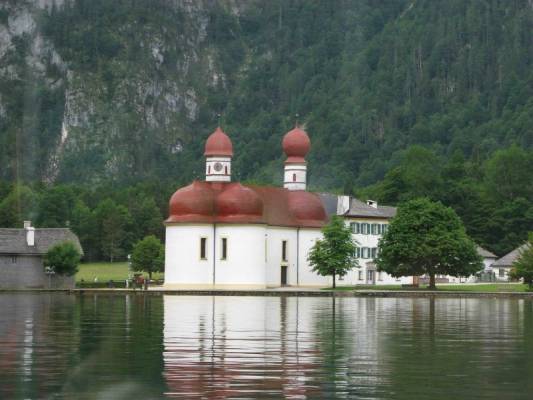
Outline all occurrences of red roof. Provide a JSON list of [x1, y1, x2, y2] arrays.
[[282, 126, 311, 163], [204, 127, 233, 157], [166, 181, 326, 228]]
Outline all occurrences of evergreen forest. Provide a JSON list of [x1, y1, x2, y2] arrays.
[[0, 0, 531, 260]]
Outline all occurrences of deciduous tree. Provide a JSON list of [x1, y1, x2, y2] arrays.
[[308, 216, 358, 289], [376, 198, 482, 289], [131, 235, 164, 279]]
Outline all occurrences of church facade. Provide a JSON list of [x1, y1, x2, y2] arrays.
[[164, 126, 411, 288]]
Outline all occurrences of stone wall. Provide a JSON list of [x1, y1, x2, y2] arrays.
[[0, 255, 74, 289]]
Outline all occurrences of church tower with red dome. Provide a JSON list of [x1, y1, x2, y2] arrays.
[[204, 127, 233, 182], [282, 126, 310, 191]]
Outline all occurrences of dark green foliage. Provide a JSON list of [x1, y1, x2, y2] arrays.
[[376, 198, 483, 289], [510, 236, 533, 288], [308, 216, 358, 288], [131, 235, 164, 279], [44, 241, 82, 276], [0, 1, 531, 261]]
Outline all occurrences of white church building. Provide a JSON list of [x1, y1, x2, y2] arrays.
[[164, 125, 412, 289]]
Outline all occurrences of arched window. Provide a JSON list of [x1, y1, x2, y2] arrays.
[[293, 173, 296, 182]]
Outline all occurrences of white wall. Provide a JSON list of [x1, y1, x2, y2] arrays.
[[165, 224, 214, 286], [214, 225, 266, 286], [283, 164, 306, 191], [265, 227, 297, 287], [297, 228, 331, 287]]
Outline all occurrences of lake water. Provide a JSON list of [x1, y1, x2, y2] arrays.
[[0, 293, 532, 399]]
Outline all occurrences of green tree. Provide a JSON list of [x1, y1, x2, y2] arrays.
[[308, 216, 358, 288], [376, 198, 482, 289], [510, 235, 533, 289], [43, 241, 82, 276], [131, 235, 164, 279], [484, 145, 533, 202], [0, 185, 38, 227], [94, 199, 132, 262]]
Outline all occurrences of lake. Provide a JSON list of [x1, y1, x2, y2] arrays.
[[0, 293, 532, 399]]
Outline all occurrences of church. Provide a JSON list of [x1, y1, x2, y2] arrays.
[[164, 125, 412, 288]]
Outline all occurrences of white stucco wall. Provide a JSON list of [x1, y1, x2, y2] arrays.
[[214, 225, 266, 287], [265, 227, 297, 287], [297, 228, 331, 287], [165, 223, 268, 288], [283, 164, 306, 191], [165, 224, 214, 286]]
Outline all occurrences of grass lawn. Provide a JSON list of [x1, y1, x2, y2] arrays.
[[76, 262, 164, 283], [326, 283, 532, 292]]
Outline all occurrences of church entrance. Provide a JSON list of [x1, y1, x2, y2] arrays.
[[281, 266, 288, 286]]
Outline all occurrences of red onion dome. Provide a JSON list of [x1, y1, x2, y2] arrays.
[[167, 181, 215, 222], [288, 191, 326, 223], [216, 183, 263, 219], [282, 126, 311, 163], [204, 126, 233, 157]]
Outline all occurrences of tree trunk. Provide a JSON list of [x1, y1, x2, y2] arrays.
[[429, 273, 436, 290], [332, 272, 336, 289]]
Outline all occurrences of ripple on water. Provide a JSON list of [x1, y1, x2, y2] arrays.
[[0, 294, 533, 399]]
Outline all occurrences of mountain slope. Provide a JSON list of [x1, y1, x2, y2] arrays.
[[0, 0, 531, 189]]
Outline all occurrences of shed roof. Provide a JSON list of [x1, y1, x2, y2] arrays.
[[0, 228, 83, 256]]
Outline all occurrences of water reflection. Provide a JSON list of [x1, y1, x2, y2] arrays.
[[0, 294, 533, 399], [162, 296, 533, 399]]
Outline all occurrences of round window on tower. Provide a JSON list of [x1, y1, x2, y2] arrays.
[[213, 162, 223, 172]]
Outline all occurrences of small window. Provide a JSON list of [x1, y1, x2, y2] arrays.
[[11, 256, 17, 264], [371, 223, 379, 235], [282, 240, 288, 262], [293, 173, 296, 182], [358, 271, 363, 280], [371, 248, 377, 259], [221, 238, 227, 260], [362, 247, 370, 259], [225, 166, 228, 174], [200, 238, 207, 260], [354, 247, 360, 258], [499, 269, 505, 277], [382, 224, 388, 234], [362, 223, 369, 235], [350, 222, 360, 234]]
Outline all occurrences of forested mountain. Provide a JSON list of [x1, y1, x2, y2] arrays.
[[0, 0, 531, 259]]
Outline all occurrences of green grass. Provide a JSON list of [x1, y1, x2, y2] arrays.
[[76, 262, 164, 283], [326, 283, 532, 292]]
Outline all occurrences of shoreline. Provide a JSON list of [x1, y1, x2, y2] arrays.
[[1, 288, 533, 299]]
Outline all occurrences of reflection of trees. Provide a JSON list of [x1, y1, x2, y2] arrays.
[[380, 298, 532, 400], [0, 293, 166, 399]]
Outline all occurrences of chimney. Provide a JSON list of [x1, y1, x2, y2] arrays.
[[24, 221, 35, 246], [366, 200, 378, 208], [337, 195, 350, 215]]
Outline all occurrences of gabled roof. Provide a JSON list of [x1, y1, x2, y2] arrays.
[[344, 198, 396, 219], [0, 228, 83, 256], [476, 245, 497, 259], [492, 243, 530, 267]]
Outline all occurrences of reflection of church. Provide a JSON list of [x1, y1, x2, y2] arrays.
[[164, 126, 412, 288]]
